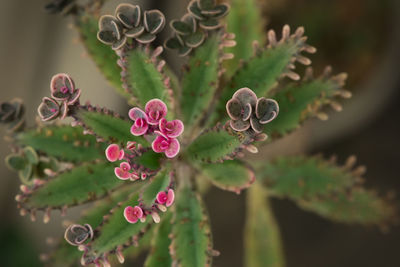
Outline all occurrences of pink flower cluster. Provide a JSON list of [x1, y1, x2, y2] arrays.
[[129, 99, 183, 158], [123, 189, 175, 224], [105, 143, 146, 180]]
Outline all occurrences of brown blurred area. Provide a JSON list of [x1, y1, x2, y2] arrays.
[[0, 0, 399, 266]]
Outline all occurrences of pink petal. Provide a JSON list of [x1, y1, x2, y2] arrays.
[[156, 191, 168, 204], [128, 107, 147, 121], [124, 206, 138, 223], [133, 206, 143, 218], [145, 99, 167, 125], [114, 167, 130, 180], [159, 118, 184, 138], [118, 149, 125, 160], [105, 144, 121, 162], [154, 130, 168, 139], [130, 119, 148, 136], [166, 189, 175, 207], [152, 135, 167, 153], [120, 162, 131, 171], [165, 138, 180, 158]]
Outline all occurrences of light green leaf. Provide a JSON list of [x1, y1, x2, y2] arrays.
[[265, 69, 348, 137], [225, 0, 265, 75], [185, 125, 245, 163], [217, 26, 314, 119], [84, 191, 156, 263], [200, 160, 255, 193], [22, 161, 122, 209], [141, 169, 171, 208], [77, 15, 129, 99], [245, 182, 285, 267], [5, 154, 27, 171], [144, 212, 173, 267], [126, 48, 172, 112], [181, 34, 221, 129], [49, 185, 140, 266], [258, 155, 358, 199], [76, 109, 147, 145], [298, 188, 396, 225], [16, 125, 106, 162], [170, 183, 213, 267]]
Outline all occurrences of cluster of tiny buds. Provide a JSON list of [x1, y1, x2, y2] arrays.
[[123, 188, 175, 224]]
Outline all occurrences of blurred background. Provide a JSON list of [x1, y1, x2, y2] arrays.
[[0, 0, 399, 266]]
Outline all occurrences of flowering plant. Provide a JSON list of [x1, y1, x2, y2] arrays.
[[2, 0, 396, 266]]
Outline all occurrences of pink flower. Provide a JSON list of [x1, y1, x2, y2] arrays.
[[152, 135, 180, 158], [156, 189, 175, 207], [105, 144, 124, 162], [50, 73, 81, 105], [128, 107, 148, 136], [159, 118, 184, 138], [124, 205, 143, 224], [114, 162, 131, 180], [145, 99, 167, 125]]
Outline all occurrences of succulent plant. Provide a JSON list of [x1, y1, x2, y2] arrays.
[[1, 0, 397, 266]]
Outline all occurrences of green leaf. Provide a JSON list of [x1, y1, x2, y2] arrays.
[[144, 212, 173, 267], [125, 48, 172, 111], [5, 154, 27, 171], [76, 109, 147, 145], [258, 155, 359, 199], [298, 188, 396, 225], [185, 125, 245, 163], [181, 33, 221, 128], [141, 169, 171, 208], [170, 183, 213, 267], [217, 26, 314, 119], [84, 192, 154, 263], [265, 70, 347, 137], [257, 155, 396, 225], [23, 147, 39, 165], [22, 161, 123, 209], [49, 185, 138, 266], [134, 150, 162, 171], [244, 182, 285, 267], [200, 160, 255, 193], [77, 15, 129, 99], [16, 125, 105, 162], [225, 0, 265, 75], [18, 164, 33, 184]]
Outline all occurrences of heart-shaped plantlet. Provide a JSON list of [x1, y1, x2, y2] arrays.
[[144, 10, 165, 35], [37, 97, 60, 121], [97, 15, 127, 50]]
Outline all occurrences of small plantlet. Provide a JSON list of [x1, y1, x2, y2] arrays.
[[2, 0, 397, 266]]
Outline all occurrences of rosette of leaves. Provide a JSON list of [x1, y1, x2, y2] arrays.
[[165, 14, 205, 56], [97, 4, 165, 50], [0, 98, 25, 132], [165, 0, 229, 56], [5, 146, 58, 185], [188, 0, 229, 30], [2, 1, 397, 267]]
